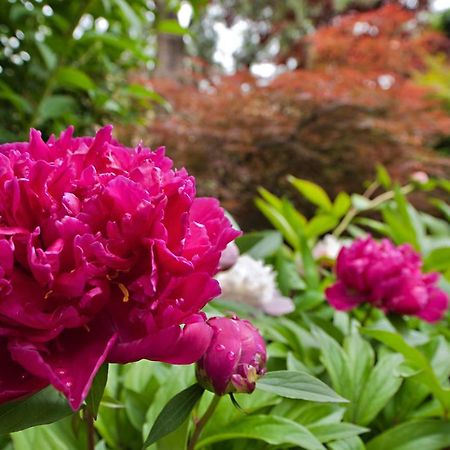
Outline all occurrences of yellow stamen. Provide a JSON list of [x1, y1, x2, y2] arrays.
[[118, 283, 129, 303], [44, 290, 53, 300]]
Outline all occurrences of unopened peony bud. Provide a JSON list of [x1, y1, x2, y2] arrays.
[[196, 316, 267, 395]]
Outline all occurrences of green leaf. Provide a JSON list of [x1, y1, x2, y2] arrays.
[[125, 84, 166, 104], [305, 215, 338, 239], [0, 387, 72, 435], [111, 0, 142, 32], [255, 198, 300, 250], [354, 354, 403, 425], [424, 247, 450, 272], [313, 328, 352, 399], [276, 252, 306, 294], [257, 371, 347, 403], [333, 192, 352, 218], [288, 176, 333, 211], [366, 419, 450, 450], [376, 164, 391, 189], [143, 383, 204, 448], [362, 329, 450, 411], [236, 230, 283, 260], [86, 364, 108, 419], [329, 436, 366, 450], [197, 415, 325, 450], [157, 19, 187, 35], [257, 187, 283, 210], [56, 67, 95, 91], [308, 422, 368, 443], [37, 95, 77, 124], [10, 416, 86, 450], [36, 41, 57, 70]]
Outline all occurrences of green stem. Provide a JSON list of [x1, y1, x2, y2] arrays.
[[84, 408, 96, 450], [187, 395, 221, 450], [333, 183, 414, 238]]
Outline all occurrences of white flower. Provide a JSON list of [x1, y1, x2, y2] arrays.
[[216, 255, 294, 316], [312, 234, 343, 261]]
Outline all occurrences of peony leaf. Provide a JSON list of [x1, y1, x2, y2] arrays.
[[143, 383, 204, 448], [197, 414, 325, 450], [366, 419, 450, 450], [0, 387, 72, 435], [86, 364, 108, 419], [288, 176, 333, 211], [257, 370, 348, 403]]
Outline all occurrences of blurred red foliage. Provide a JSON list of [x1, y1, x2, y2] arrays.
[[125, 4, 450, 230]]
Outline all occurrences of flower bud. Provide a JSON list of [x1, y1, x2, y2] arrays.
[[196, 316, 267, 395]]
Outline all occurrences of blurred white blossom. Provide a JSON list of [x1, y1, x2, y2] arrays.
[[410, 171, 429, 184], [312, 234, 343, 261], [216, 255, 294, 315]]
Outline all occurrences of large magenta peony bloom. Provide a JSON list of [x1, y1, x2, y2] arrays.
[[196, 316, 267, 395], [325, 237, 448, 322], [0, 126, 239, 409]]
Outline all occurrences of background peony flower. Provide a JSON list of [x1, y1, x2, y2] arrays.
[[0, 126, 239, 409], [196, 316, 267, 395], [325, 236, 448, 322], [215, 255, 294, 315]]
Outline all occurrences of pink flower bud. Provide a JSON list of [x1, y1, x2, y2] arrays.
[[196, 316, 267, 395]]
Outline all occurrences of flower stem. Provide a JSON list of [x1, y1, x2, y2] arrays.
[[84, 408, 96, 450], [187, 395, 221, 450], [333, 183, 414, 238]]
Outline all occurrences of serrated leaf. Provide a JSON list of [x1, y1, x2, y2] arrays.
[[257, 370, 347, 403], [143, 383, 204, 448]]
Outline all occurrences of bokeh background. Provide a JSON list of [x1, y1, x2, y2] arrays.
[[1, 0, 449, 229]]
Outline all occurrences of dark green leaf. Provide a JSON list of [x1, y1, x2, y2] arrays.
[[86, 364, 108, 419], [143, 383, 204, 448], [56, 67, 95, 91], [257, 370, 347, 403], [0, 387, 72, 435]]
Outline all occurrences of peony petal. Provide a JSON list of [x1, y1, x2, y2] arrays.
[[109, 321, 213, 365], [0, 338, 47, 404], [262, 295, 295, 316], [9, 318, 117, 410]]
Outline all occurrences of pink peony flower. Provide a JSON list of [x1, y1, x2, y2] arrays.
[[196, 316, 267, 395], [0, 126, 239, 409], [325, 237, 448, 322]]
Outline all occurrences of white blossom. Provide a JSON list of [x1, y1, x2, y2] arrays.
[[216, 255, 294, 315]]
